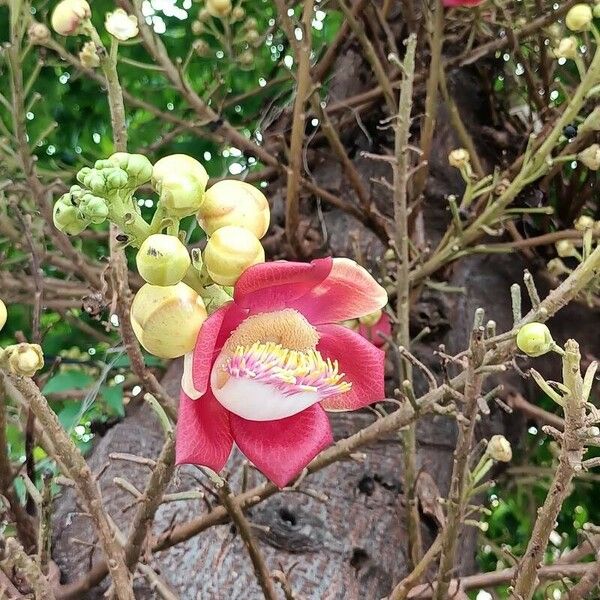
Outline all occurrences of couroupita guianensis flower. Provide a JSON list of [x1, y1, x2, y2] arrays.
[[177, 257, 387, 487]]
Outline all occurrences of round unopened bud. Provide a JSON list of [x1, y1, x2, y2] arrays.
[[198, 180, 270, 238], [136, 234, 191, 286], [238, 50, 254, 67], [79, 40, 100, 68], [191, 20, 205, 35], [198, 7, 211, 21], [4, 344, 44, 377], [575, 215, 595, 231], [486, 435, 512, 462], [244, 17, 258, 29], [51, 0, 91, 36], [152, 154, 209, 218], [516, 322, 554, 357], [547, 258, 570, 277], [566, 4, 593, 31], [448, 148, 471, 169], [554, 36, 578, 60], [0, 300, 6, 332], [130, 283, 207, 358], [231, 6, 245, 20], [204, 225, 265, 286], [245, 29, 260, 44], [207, 0, 232, 18], [578, 144, 600, 170], [53, 198, 87, 235], [358, 309, 382, 328], [192, 39, 211, 57], [28, 22, 51, 45], [556, 239, 578, 258]]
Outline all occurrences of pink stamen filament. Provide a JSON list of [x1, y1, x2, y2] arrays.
[[225, 341, 352, 399]]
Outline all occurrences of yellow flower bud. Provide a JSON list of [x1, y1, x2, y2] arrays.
[[578, 144, 600, 170], [197, 180, 270, 239], [136, 234, 191, 286], [340, 318, 360, 331], [565, 4, 593, 31], [547, 258, 570, 277], [3, 344, 44, 377], [448, 148, 471, 169], [516, 322, 554, 357], [554, 37, 578, 60], [207, 0, 232, 18], [575, 215, 594, 231], [130, 283, 207, 359], [51, 0, 91, 36], [486, 435, 512, 462], [152, 154, 209, 218], [232, 6, 245, 20], [28, 22, 51, 45], [204, 225, 265, 286], [358, 309, 382, 328], [555, 239, 577, 258], [0, 299, 7, 332]]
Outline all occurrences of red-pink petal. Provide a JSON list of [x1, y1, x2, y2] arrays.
[[176, 389, 233, 470], [293, 258, 388, 325], [316, 324, 385, 412], [191, 302, 246, 395], [234, 258, 332, 314], [358, 312, 392, 348], [230, 405, 333, 487]]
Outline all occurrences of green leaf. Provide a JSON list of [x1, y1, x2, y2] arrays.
[[42, 370, 94, 394], [57, 403, 82, 430], [101, 384, 125, 417]]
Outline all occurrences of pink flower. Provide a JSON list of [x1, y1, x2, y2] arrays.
[[358, 312, 392, 348], [176, 257, 387, 487], [442, 0, 483, 6]]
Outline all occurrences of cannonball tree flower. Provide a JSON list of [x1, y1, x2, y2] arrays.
[[358, 310, 391, 348], [105, 8, 139, 41], [177, 257, 388, 487]]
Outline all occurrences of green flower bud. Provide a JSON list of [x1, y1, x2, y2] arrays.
[[516, 322, 555, 357], [2, 343, 44, 377], [79, 193, 109, 224], [0, 299, 7, 332], [152, 154, 209, 218], [106, 152, 153, 188], [358, 309, 382, 328], [77, 165, 129, 194], [136, 234, 191, 286], [53, 194, 88, 235]]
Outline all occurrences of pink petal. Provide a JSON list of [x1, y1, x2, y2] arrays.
[[293, 258, 388, 325], [176, 389, 233, 471], [191, 302, 246, 395], [358, 312, 392, 348], [234, 257, 332, 314], [230, 405, 333, 487], [316, 324, 385, 412]]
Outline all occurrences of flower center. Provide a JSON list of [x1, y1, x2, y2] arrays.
[[225, 341, 351, 399]]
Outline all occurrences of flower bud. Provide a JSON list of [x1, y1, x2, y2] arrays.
[[28, 22, 51, 45], [51, 0, 91, 36], [198, 7, 211, 21], [232, 6, 245, 20], [204, 225, 265, 286], [341, 318, 360, 331], [516, 322, 554, 357], [53, 196, 87, 235], [78, 193, 108, 224], [3, 344, 44, 377], [130, 283, 207, 358], [238, 50, 254, 67], [192, 39, 211, 57], [105, 8, 139, 41], [547, 258, 570, 277], [245, 29, 260, 44], [578, 144, 600, 170], [358, 309, 382, 328], [580, 106, 600, 134], [244, 17, 258, 29], [575, 215, 594, 231], [0, 299, 6, 332], [566, 4, 593, 31], [136, 234, 191, 286], [555, 239, 578, 258], [79, 40, 100, 68], [106, 153, 153, 187], [448, 148, 471, 169], [554, 37, 578, 60], [197, 180, 270, 238], [152, 154, 209, 218], [207, 0, 232, 18], [486, 435, 512, 462], [191, 20, 205, 35], [594, 3, 600, 18]]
